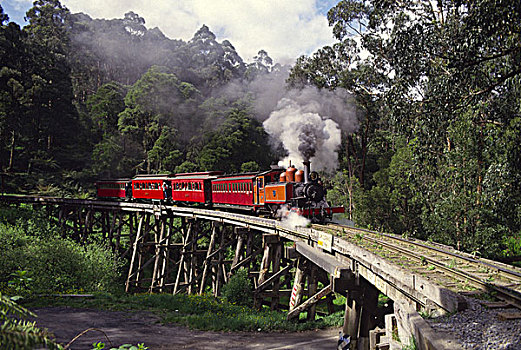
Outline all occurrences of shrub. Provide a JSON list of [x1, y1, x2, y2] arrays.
[[221, 268, 252, 306], [0, 222, 122, 295]]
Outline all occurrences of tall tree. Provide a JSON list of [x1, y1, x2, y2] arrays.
[[292, 0, 521, 256], [118, 66, 200, 173], [198, 108, 274, 173], [23, 0, 83, 172], [0, 9, 29, 172]]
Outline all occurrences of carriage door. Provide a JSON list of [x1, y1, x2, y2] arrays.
[[256, 176, 265, 205]]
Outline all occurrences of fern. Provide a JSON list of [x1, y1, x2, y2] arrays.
[[0, 293, 62, 349]]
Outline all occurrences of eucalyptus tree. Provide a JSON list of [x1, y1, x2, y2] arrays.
[[118, 66, 200, 174], [0, 7, 28, 172], [198, 108, 274, 173], [23, 0, 83, 173], [292, 0, 521, 256]]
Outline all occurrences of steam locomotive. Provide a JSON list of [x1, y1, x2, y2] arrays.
[[96, 162, 344, 222]]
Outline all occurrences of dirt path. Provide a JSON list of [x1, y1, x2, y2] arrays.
[[31, 306, 342, 349]]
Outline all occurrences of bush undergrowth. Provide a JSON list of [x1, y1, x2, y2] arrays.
[[0, 206, 122, 295]]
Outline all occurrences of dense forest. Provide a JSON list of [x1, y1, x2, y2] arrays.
[[1, 0, 520, 261]]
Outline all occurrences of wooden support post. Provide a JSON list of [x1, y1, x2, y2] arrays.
[[307, 264, 318, 320], [158, 216, 173, 292], [174, 218, 190, 294], [109, 211, 117, 246], [150, 217, 165, 292], [199, 223, 219, 294], [229, 229, 245, 278], [126, 214, 144, 292], [135, 213, 150, 288], [359, 279, 380, 350], [115, 212, 123, 252], [214, 226, 226, 297], [188, 220, 199, 295], [257, 243, 271, 286], [245, 230, 254, 273], [101, 211, 108, 241], [288, 257, 307, 313], [343, 290, 362, 350], [270, 240, 282, 310]]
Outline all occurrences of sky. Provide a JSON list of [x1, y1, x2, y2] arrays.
[[0, 0, 340, 63]]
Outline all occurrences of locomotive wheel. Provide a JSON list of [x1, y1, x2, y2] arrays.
[[270, 204, 280, 217]]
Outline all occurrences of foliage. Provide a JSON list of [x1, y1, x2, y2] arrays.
[[1, 3, 282, 195], [0, 207, 122, 294], [0, 293, 62, 349], [92, 342, 147, 350], [221, 268, 253, 306], [198, 108, 273, 173], [290, 0, 521, 259]]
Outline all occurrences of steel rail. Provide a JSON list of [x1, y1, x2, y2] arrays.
[[321, 223, 521, 281], [319, 223, 521, 309]]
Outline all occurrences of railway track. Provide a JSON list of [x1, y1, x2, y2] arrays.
[[313, 223, 521, 310]]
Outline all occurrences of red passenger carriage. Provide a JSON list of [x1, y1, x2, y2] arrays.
[[96, 179, 131, 199], [132, 174, 171, 201], [171, 171, 223, 204], [211, 173, 256, 210]]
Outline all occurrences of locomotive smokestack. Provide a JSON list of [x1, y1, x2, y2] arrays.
[[303, 160, 310, 183]]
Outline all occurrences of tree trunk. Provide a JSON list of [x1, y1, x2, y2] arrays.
[[8, 130, 15, 171]]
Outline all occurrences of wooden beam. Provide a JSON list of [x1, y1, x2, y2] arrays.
[[289, 257, 307, 312], [199, 223, 219, 294], [295, 242, 351, 279], [307, 264, 318, 320], [254, 264, 293, 294], [126, 215, 145, 292], [287, 284, 332, 320], [230, 247, 262, 272]]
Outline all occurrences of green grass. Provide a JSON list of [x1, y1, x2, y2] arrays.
[[25, 293, 344, 332]]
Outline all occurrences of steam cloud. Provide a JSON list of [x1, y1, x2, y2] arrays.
[[220, 67, 358, 172], [263, 87, 357, 172]]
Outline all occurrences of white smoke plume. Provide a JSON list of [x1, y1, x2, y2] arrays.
[[218, 63, 358, 172], [263, 87, 357, 172], [276, 205, 310, 229]]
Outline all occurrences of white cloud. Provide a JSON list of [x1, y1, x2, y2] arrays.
[[58, 0, 336, 63]]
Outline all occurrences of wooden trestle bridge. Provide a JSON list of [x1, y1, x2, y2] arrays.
[[6, 195, 519, 349]]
